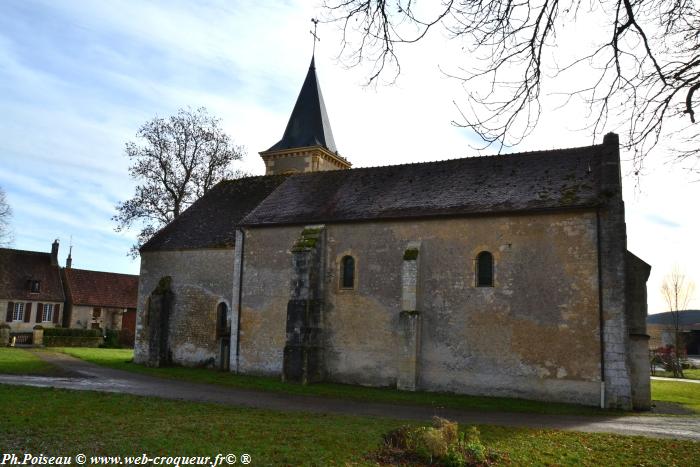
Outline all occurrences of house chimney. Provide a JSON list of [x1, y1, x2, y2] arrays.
[[51, 239, 59, 266], [66, 245, 72, 269]]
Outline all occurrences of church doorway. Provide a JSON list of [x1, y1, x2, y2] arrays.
[[216, 303, 230, 371]]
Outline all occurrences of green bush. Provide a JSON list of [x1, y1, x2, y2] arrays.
[[100, 329, 121, 348], [377, 418, 498, 466], [43, 328, 101, 338]]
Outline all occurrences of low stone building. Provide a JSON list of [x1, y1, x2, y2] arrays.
[[648, 310, 700, 354], [62, 267, 139, 343], [134, 57, 652, 410], [0, 241, 65, 336]]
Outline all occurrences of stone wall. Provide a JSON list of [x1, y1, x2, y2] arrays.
[[134, 249, 235, 367], [597, 133, 634, 409], [625, 251, 652, 410], [241, 210, 607, 406], [69, 305, 125, 331], [237, 227, 297, 375], [1, 299, 63, 332], [261, 147, 350, 175]]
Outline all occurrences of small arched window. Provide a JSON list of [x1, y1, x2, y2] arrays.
[[341, 255, 355, 289], [476, 251, 494, 287], [216, 303, 229, 337]]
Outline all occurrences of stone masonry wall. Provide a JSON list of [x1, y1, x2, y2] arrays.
[[69, 305, 124, 331], [241, 210, 605, 406], [237, 227, 299, 375], [597, 133, 634, 409], [134, 249, 235, 367]]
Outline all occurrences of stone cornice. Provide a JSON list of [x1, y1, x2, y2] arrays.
[[259, 145, 351, 169]]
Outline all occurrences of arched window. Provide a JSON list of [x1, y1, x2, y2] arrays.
[[341, 255, 355, 289], [476, 251, 494, 287], [216, 303, 229, 337]]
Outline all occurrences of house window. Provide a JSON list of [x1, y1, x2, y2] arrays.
[[29, 280, 40, 293], [93, 308, 102, 318], [476, 251, 494, 287], [12, 303, 24, 321], [42, 304, 53, 322], [340, 255, 355, 289]]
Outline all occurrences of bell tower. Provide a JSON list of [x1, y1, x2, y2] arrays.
[[260, 25, 350, 175]]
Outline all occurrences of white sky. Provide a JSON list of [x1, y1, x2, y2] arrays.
[[0, 0, 697, 313]]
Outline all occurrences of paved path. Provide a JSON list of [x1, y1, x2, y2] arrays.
[[1, 352, 699, 441], [652, 376, 700, 384]]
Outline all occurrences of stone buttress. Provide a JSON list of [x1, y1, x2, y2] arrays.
[[283, 226, 326, 383]]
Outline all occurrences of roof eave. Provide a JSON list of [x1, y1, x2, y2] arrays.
[[240, 203, 602, 228]]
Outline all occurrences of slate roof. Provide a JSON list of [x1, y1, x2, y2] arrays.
[[140, 175, 288, 251], [142, 137, 617, 250], [63, 268, 138, 309], [242, 139, 612, 227], [0, 248, 65, 301], [265, 56, 338, 153]]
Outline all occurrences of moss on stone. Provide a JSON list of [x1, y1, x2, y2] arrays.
[[403, 248, 419, 261], [301, 227, 323, 236], [560, 186, 581, 204], [292, 227, 323, 252], [292, 237, 318, 252]]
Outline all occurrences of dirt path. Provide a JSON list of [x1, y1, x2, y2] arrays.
[[1, 351, 698, 441]]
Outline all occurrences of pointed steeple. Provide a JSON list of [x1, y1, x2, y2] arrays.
[[267, 57, 337, 153], [260, 56, 350, 175]]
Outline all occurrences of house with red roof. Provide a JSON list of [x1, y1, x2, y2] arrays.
[[1, 240, 138, 346], [0, 240, 65, 333], [62, 266, 138, 344]]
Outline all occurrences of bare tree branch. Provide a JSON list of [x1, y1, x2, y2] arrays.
[[113, 107, 246, 257], [0, 186, 13, 247], [324, 0, 700, 168], [661, 266, 696, 377]]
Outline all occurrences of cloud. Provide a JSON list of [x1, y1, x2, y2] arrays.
[[645, 214, 681, 229], [0, 0, 698, 314]]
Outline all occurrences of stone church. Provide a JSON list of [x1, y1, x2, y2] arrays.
[[134, 57, 652, 410]]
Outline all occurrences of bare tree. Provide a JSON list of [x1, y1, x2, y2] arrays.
[[114, 107, 246, 257], [0, 187, 12, 247], [661, 267, 695, 377], [323, 1, 700, 173]]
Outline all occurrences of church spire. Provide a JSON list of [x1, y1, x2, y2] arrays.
[[259, 19, 350, 176], [265, 55, 338, 154]]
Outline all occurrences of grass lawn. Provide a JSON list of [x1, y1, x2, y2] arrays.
[[652, 379, 700, 414], [53, 348, 700, 417], [56, 347, 618, 417], [0, 384, 697, 466], [0, 347, 57, 375]]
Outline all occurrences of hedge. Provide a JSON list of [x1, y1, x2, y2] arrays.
[[43, 328, 101, 338], [44, 336, 102, 347]]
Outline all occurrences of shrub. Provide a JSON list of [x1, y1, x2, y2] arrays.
[[43, 328, 101, 338], [376, 417, 499, 466], [100, 329, 121, 348]]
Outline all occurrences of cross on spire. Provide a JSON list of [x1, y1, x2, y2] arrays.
[[310, 18, 320, 57]]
